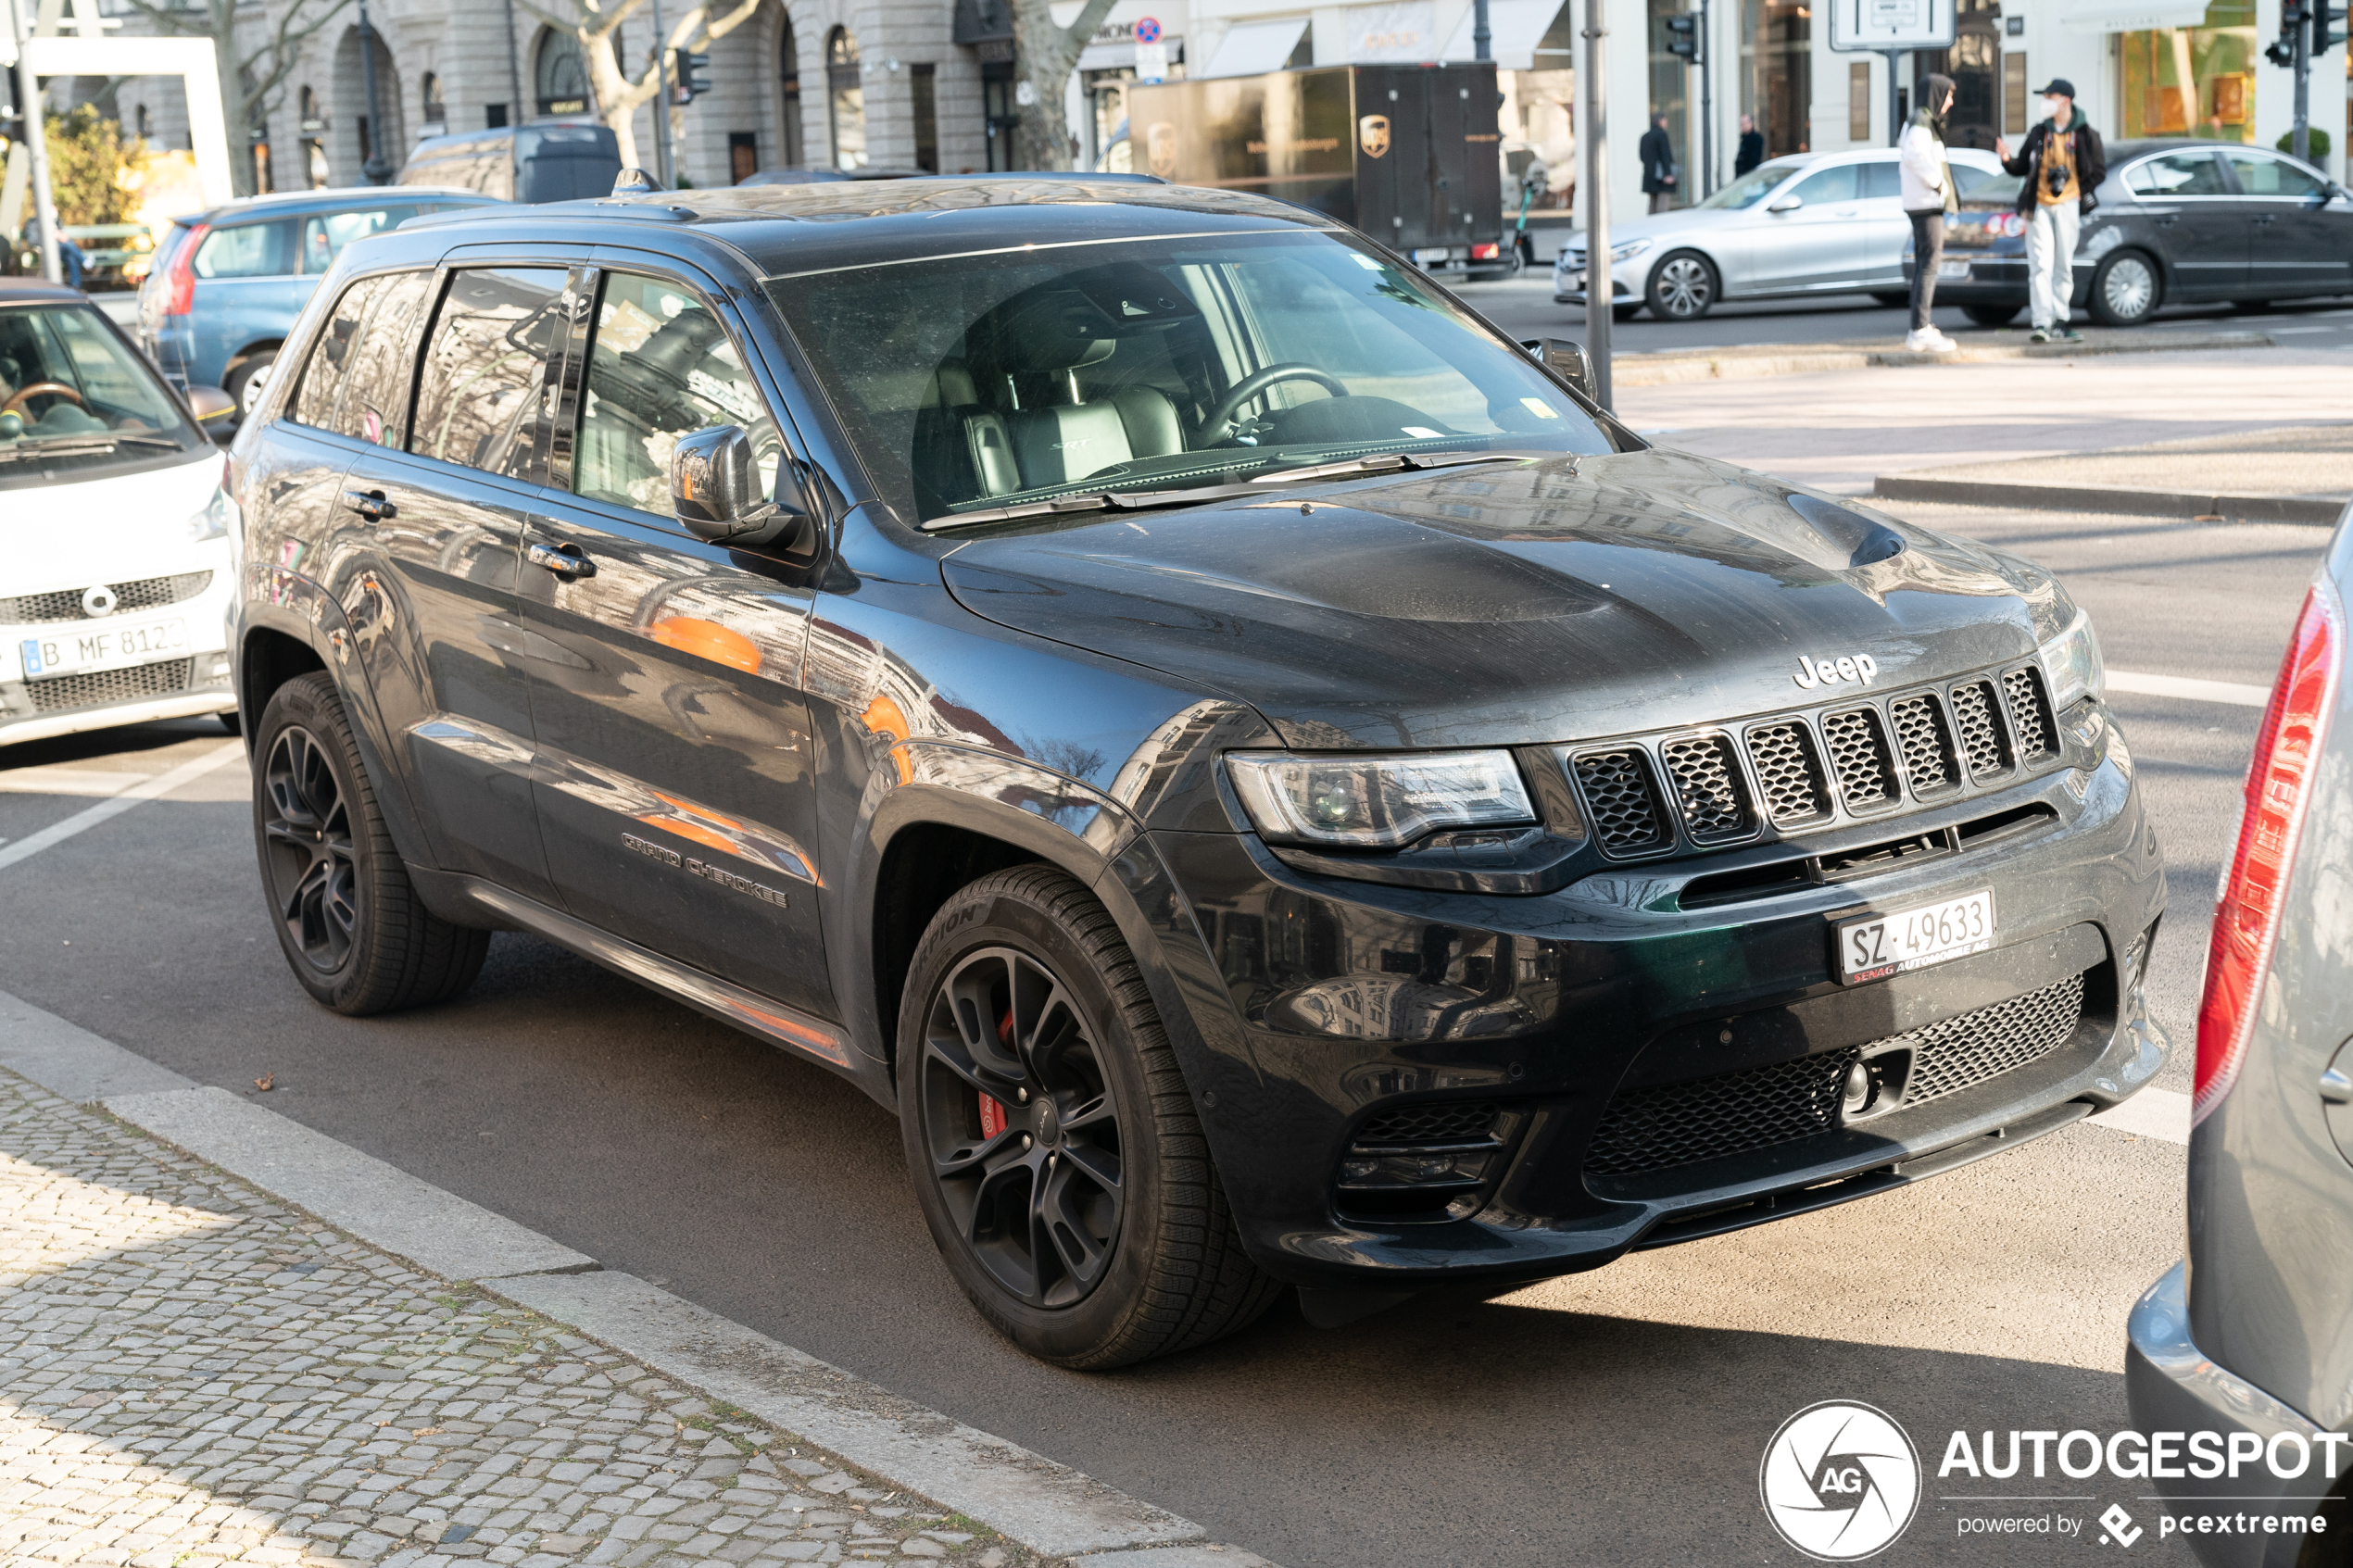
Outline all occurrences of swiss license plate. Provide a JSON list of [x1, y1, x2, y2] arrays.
[[1412, 247, 1453, 265], [19, 617, 188, 678], [1938, 258, 1970, 279], [1835, 888, 1995, 984]]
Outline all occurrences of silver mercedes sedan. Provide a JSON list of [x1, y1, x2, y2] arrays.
[[1552, 146, 2008, 321]]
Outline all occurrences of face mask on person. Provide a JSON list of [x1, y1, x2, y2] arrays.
[[2044, 94, 2070, 120]]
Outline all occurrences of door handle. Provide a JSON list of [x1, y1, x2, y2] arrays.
[[2156, 214, 2180, 226], [343, 488, 396, 521], [527, 540, 595, 580]]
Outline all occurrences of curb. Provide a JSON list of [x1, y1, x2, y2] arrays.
[[1871, 473, 2346, 524], [0, 986, 1276, 1568], [1611, 329, 2271, 386]]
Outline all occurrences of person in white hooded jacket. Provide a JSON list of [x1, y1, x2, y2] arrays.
[[1897, 73, 1960, 354]]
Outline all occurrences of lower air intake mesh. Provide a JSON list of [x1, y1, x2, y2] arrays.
[[1903, 972, 2085, 1103], [25, 659, 195, 713], [1353, 1102, 1502, 1148]]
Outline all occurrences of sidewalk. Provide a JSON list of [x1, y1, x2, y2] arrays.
[[1872, 421, 2353, 524], [1609, 326, 2271, 386], [0, 1069, 1038, 1568]]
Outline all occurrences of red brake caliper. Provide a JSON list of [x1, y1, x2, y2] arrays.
[[977, 1006, 1013, 1139]]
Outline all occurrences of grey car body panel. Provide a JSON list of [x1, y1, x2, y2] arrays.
[[233, 182, 2170, 1293]]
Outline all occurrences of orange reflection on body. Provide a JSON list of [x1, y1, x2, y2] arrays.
[[863, 694, 915, 785], [650, 616, 761, 673]]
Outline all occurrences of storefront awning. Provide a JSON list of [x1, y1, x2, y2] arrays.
[[1441, 0, 1571, 69], [2059, 0, 2211, 32], [1200, 17, 1309, 77]]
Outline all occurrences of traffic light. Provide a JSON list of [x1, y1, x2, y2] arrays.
[[2318, 0, 2347, 51], [1665, 12, 1701, 62], [2266, 0, 2306, 65], [673, 48, 712, 103]]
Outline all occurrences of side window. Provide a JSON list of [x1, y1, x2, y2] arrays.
[[301, 207, 424, 274], [1859, 160, 1902, 200], [192, 220, 298, 279], [2127, 152, 2227, 196], [572, 270, 781, 521], [292, 274, 395, 430], [2224, 153, 2326, 198], [409, 267, 570, 479], [334, 270, 437, 445], [1790, 164, 1859, 206]]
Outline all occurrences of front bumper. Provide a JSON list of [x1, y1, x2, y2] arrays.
[[1, 581, 237, 746], [1157, 721, 2167, 1291], [2126, 1261, 2349, 1567], [1553, 255, 1642, 306]]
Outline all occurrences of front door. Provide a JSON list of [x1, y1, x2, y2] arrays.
[[2223, 150, 2350, 296], [343, 261, 575, 903], [2122, 148, 2245, 298], [517, 261, 833, 1020], [1749, 161, 1869, 293]]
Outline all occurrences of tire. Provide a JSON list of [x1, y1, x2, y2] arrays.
[[898, 865, 1281, 1369], [2088, 251, 2161, 327], [1870, 290, 1909, 307], [1645, 251, 1718, 320], [251, 672, 489, 1015], [1962, 304, 2020, 328], [224, 349, 277, 420]]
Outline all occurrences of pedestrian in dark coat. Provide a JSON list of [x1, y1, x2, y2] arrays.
[[1734, 113, 1765, 177], [1640, 116, 1678, 213]]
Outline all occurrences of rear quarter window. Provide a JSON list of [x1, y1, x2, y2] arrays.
[[300, 207, 426, 274], [291, 270, 440, 444], [193, 220, 297, 279]]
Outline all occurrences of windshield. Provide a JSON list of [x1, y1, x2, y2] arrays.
[[1700, 160, 1806, 210], [764, 229, 1617, 524], [0, 304, 206, 487]]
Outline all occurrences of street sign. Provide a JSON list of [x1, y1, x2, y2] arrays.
[[1136, 16, 1162, 42], [1829, 0, 1954, 51]]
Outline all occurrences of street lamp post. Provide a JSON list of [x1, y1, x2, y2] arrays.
[[1473, 0, 1491, 59], [1581, 0, 1610, 408], [8, 0, 63, 282], [357, 0, 391, 183]]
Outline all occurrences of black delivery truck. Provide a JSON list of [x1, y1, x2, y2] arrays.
[[1126, 64, 1506, 274]]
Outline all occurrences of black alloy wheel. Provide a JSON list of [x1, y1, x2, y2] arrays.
[[899, 866, 1280, 1368], [1645, 250, 1719, 320], [250, 672, 490, 1014], [917, 945, 1126, 1310], [261, 721, 359, 974], [2088, 251, 2161, 327]]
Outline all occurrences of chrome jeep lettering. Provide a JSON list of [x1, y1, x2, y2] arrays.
[[1794, 653, 1880, 689]]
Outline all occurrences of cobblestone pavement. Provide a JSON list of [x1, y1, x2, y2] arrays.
[[0, 1070, 1050, 1568]]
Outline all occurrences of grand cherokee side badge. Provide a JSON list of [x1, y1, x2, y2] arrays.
[[623, 832, 789, 909], [1793, 653, 1881, 689]]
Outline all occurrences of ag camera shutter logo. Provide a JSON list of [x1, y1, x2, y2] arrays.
[[1760, 1401, 1922, 1560]]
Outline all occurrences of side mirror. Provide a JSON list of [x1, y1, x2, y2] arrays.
[[671, 424, 812, 547], [1523, 337, 1595, 402], [1767, 194, 1803, 213], [187, 384, 235, 431]]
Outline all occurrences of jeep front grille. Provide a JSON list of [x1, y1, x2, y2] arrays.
[[1950, 680, 2012, 779], [1574, 748, 1671, 856], [1658, 733, 1754, 844], [1744, 721, 1834, 826], [2003, 666, 2060, 764], [1888, 693, 1958, 797]]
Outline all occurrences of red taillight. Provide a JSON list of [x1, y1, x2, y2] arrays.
[[2194, 580, 2344, 1124], [1471, 242, 1501, 260], [164, 224, 207, 316]]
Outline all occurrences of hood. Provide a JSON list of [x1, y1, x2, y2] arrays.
[[939, 451, 2060, 751], [0, 445, 224, 592], [1554, 207, 1729, 259]]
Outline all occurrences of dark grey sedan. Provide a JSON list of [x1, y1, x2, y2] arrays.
[[2125, 502, 2353, 1560], [1914, 139, 2353, 327]]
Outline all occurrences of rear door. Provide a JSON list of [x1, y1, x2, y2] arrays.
[[2120, 149, 2244, 298], [186, 218, 301, 386], [2221, 150, 2349, 296], [516, 256, 833, 1018], [339, 258, 577, 903]]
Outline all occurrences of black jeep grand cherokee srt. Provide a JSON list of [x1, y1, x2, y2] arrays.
[[228, 178, 2167, 1367]]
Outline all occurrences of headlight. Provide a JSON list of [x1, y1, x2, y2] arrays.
[[1611, 239, 1653, 262], [2039, 606, 2104, 709], [1227, 750, 1536, 849], [188, 488, 236, 543]]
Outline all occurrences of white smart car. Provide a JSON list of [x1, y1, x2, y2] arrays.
[[2, 279, 239, 747]]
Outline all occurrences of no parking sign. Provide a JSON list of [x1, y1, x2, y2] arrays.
[[1135, 16, 1161, 42]]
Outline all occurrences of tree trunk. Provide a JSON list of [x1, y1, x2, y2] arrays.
[[1009, 0, 1118, 170]]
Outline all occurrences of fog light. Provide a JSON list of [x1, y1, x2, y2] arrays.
[[1334, 1150, 1492, 1191], [1842, 1060, 1875, 1117]]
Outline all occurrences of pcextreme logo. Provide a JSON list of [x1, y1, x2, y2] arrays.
[[1760, 1401, 1924, 1561]]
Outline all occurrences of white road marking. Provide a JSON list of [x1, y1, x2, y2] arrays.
[[2266, 325, 2341, 334], [2107, 669, 2271, 708], [2086, 1085, 2190, 1145], [0, 767, 145, 797], [0, 742, 245, 872]]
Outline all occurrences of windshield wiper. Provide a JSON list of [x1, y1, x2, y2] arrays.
[[1249, 449, 1554, 485], [923, 482, 1265, 533], [0, 433, 183, 461]]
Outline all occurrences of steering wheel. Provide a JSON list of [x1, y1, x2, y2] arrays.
[[1199, 363, 1349, 443], [2, 383, 83, 418]]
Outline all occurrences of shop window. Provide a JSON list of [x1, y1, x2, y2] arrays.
[[779, 20, 804, 166], [1739, 0, 1810, 158], [1645, 0, 1692, 207], [1848, 61, 1869, 143], [422, 71, 446, 128], [2121, 0, 2259, 143], [912, 62, 938, 172], [730, 131, 758, 182], [984, 58, 1016, 170], [2003, 54, 2027, 135], [829, 27, 867, 169], [536, 29, 592, 117]]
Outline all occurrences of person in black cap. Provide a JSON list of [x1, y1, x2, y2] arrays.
[[1997, 78, 2107, 343]]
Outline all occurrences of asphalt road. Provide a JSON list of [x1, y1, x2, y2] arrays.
[[0, 479, 2327, 1563], [1453, 274, 2353, 358]]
